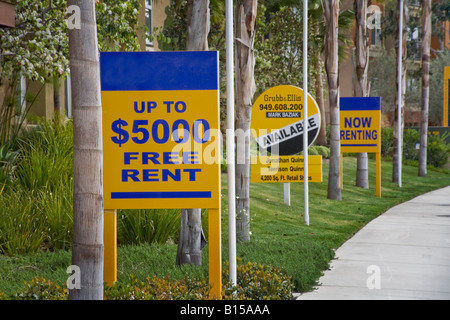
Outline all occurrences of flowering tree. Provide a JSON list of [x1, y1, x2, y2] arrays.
[[0, 0, 141, 145]]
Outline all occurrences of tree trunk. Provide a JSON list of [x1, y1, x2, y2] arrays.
[[314, 57, 327, 146], [353, 0, 370, 189], [176, 0, 210, 266], [392, 0, 408, 183], [235, 0, 257, 242], [324, 0, 341, 200], [418, 0, 431, 177], [68, 0, 104, 300]]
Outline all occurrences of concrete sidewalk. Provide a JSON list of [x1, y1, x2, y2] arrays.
[[297, 186, 450, 300]]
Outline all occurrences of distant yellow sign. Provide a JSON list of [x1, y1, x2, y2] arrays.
[[340, 97, 381, 153], [251, 155, 322, 183], [339, 97, 382, 197]]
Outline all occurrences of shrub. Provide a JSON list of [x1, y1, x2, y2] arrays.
[[105, 274, 211, 300], [313, 145, 330, 159], [105, 261, 294, 300], [0, 145, 19, 189], [381, 127, 394, 157], [0, 190, 47, 255], [0, 290, 8, 300], [427, 132, 450, 168], [15, 277, 67, 300], [403, 129, 420, 161], [223, 262, 295, 300], [117, 209, 181, 245]]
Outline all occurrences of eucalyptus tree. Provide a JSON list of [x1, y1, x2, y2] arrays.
[[392, 0, 409, 184], [418, 0, 431, 177], [235, 0, 257, 242], [323, 0, 341, 200], [177, 0, 210, 266], [353, 0, 370, 189]]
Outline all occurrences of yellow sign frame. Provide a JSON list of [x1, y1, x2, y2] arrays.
[[100, 51, 222, 298], [340, 97, 381, 197], [444, 66, 450, 127]]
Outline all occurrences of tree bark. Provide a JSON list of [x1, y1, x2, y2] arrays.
[[314, 57, 327, 146], [235, 0, 257, 242], [324, 0, 341, 200], [353, 0, 370, 189], [176, 0, 210, 266], [68, 0, 104, 300], [392, 0, 408, 183], [418, 0, 431, 177]]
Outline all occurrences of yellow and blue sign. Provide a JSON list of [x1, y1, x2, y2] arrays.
[[340, 97, 381, 153], [100, 51, 220, 210]]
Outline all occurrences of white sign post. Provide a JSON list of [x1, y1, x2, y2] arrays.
[[225, 0, 236, 287], [397, 0, 404, 188], [303, 0, 309, 225]]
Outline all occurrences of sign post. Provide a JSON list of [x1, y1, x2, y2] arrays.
[[339, 97, 382, 197], [100, 51, 221, 298]]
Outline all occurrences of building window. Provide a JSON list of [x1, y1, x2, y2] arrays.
[[145, 0, 153, 46]]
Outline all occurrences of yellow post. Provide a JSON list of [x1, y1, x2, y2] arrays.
[[444, 66, 450, 127], [104, 209, 117, 287], [340, 153, 343, 189], [376, 152, 381, 197], [208, 207, 222, 299]]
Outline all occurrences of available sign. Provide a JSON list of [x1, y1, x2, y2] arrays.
[[251, 155, 322, 183], [251, 85, 321, 155], [340, 97, 381, 153], [101, 51, 220, 210]]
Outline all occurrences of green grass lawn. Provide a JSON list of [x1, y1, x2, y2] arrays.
[[1, 156, 449, 298]]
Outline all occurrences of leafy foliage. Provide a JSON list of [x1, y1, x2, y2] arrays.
[[15, 277, 67, 300], [0, 0, 69, 82], [11, 261, 294, 300], [0, 0, 141, 83], [223, 262, 295, 300]]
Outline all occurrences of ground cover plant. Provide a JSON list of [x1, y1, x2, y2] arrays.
[[0, 118, 449, 299]]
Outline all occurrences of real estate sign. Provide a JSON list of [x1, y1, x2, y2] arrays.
[[339, 97, 382, 197], [100, 51, 222, 298], [101, 51, 220, 210], [251, 85, 321, 156], [340, 97, 381, 153]]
